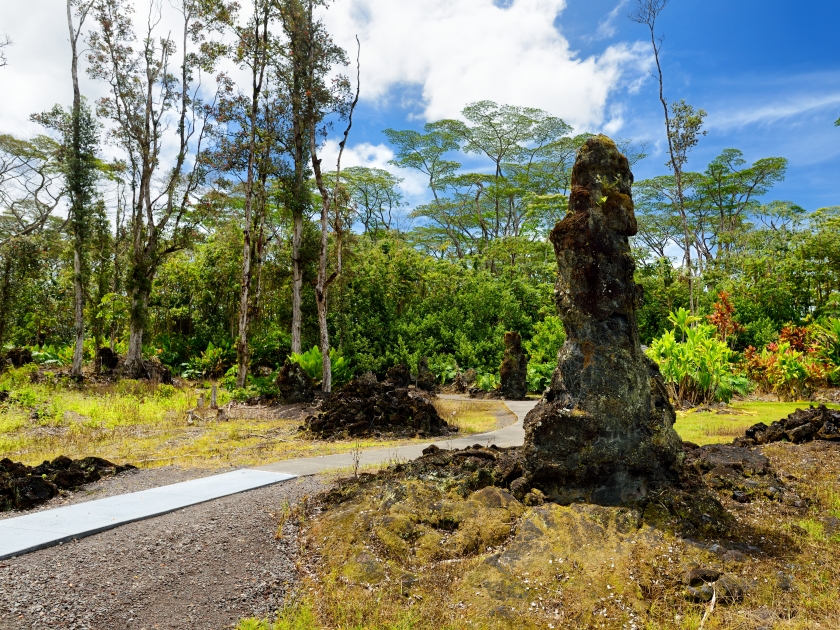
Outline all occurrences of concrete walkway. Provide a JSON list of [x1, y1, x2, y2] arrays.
[[0, 398, 537, 560]]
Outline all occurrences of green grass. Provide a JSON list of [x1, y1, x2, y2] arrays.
[[674, 401, 840, 445], [0, 367, 511, 469]]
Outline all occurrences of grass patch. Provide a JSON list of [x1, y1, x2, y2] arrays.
[[0, 368, 424, 468], [674, 401, 840, 445], [431, 398, 506, 435]]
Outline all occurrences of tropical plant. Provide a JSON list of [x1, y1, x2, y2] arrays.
[[744, 340, 830, 401], [647, 313, 747, 404], [289, 346, 353, 387], [475, 371, 500, 392]]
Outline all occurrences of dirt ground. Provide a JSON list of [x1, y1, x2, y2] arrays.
[[0, 471, 326, 630]]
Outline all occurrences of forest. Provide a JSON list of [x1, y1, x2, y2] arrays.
[[0, 0, 839, 403]]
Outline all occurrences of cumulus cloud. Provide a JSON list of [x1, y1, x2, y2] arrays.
[[323, 0, 650, 130], [319, 140, 429, 201]]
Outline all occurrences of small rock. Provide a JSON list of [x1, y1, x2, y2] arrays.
[[509, 477, 529, 501], [685, 584, 713, 602], [523, 488, 545, 506], [722, 549, 747, 563], [715, 574, 745, 603], [684, 567, 722, 586]]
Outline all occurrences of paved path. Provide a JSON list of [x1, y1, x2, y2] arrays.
[[0, 398, 537, 560]]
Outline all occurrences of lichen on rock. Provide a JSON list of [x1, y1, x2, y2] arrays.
[[522, 134, 684, 505]]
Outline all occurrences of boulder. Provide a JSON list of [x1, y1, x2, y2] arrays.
[[522, 135, 684, 506], [275, 360, 315, 403], [499, 332, 527, 400], [1, 455, 135, 511], [96, 347, 120, 372]]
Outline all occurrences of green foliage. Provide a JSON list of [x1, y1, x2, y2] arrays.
[[523, 315, 565, 364], [526, 362, 554, 393], [182, 340, 236, 379], [289, 346, 352, 387], [647, 313, 747, 404], [428, 355, 458, 384], [475, 371, 500, 392]]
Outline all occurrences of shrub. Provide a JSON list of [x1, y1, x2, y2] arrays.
[[475, 371, 500, 392], [183, 340, 236, 378], [289, 346, 353, 387], [526, 362, 554, 393], [647, 310, 748, 404], [523, 315, 565, 364], [428, 355, 458, 384], [744, 340, 830, 401]]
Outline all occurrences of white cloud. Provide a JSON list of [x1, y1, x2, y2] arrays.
[[323, 0, 650, 130], [319, 140, 429, 201], [589, 0, 630, 42], [708, 92, 840, 129]]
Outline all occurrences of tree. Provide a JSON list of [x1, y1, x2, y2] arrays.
[[0, 134, 64, 239], [52, 0, 99, 378], [233, 0, 274, 388], [630, 1, 706, 314], [697, 149, 787, 258], [336, 166, 405, 235], [87, 0, 230, 374], [0, 33, 10, 68], [308, 29, 357, 393]]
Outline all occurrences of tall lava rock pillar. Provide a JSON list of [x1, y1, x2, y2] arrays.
[[522, 135, 683, 505]]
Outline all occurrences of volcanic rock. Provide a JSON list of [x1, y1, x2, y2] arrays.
[[5, 347, 33, 368], [385, 363, 412, 387], [304, 378, 454, 439], [452, 368, 477, 393], [96, 347, 120, 372], [0, 456, 136, 511], [499, 332, 528, 400], [275, 360, 315, 403], [416, 357, 436, 392], [735, 405, 840, 446], [522, 135, 684, 505]]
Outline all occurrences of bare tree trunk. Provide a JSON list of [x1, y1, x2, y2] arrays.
[[125, 287, 148, 374], [641, 3, 694, 314], [307, 35, 359, 393], [291, 212, 303, 353], [236, 7, 269, 389]]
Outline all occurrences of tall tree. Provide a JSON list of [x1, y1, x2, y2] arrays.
[[87, 0, 230, 375], [233, 0, 273, 388], [307, 22, 357, 393], [276, 0, 321, 355], [631, 1, 706, 313], [66, 0, 97, 378]]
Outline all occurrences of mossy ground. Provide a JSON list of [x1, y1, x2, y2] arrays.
[[0, 367, 502, 468], [242, 439, 840, 630]]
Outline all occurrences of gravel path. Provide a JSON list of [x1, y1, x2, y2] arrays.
[[0, 466, 223, 522], [0, 474, 325, 630]]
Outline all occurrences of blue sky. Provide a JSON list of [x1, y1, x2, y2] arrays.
[[325, 0, 840, 211], [2, 0, 838, 212]]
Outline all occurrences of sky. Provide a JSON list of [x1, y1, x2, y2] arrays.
[[1, 0, 839, 212]]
